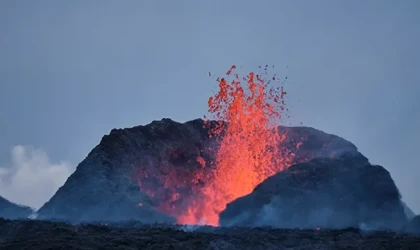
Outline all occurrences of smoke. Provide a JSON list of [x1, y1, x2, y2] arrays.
[[0, 145, 74, 209]]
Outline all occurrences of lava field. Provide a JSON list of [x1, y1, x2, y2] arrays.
[[1, 219, 420, 250]]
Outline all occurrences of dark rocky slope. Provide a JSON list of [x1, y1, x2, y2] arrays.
[[0, 196, 33, 220], [220, 153, 407, 230], [37, 118, 407, 227]]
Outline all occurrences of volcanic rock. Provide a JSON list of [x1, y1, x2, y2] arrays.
[[36, 147, 174, 223], [1, 219, 420, 249], [37, 118, 360, 223], [0, 196, 33, 219], [219, 153, 407, 231]]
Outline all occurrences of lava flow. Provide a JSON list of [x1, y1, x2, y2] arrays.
[[176, 65, 294, 226]]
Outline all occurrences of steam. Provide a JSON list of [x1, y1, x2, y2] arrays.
[[180, 224, 202, 232], [0, 145, 75, 209]]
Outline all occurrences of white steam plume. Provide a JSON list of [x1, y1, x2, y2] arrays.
[[0, 145, 74, 209]]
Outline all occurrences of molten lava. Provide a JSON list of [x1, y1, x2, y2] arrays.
[[177, 65, 294, 226], [137, 65, 295, 226]]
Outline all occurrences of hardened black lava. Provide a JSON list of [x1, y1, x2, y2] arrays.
[[0, 219, 420, 250]]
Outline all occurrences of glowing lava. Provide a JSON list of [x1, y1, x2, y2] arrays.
[[177, 65, 294, 226]]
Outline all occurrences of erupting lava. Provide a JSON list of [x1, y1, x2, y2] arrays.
[[177, 65, 294, 226], [137, 65, 295, 226]]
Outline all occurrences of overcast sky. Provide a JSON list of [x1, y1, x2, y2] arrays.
[[0, 1, 419, 212]]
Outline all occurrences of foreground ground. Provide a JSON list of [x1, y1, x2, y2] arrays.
[[0, 219, 419, 250]]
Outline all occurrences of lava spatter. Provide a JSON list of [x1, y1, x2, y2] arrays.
[[177, 65, 294, 226], [137, 65, 295, 226]]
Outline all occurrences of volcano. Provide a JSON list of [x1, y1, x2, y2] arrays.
[[36, 66, 411, 229], [35, 118, 407, 229]]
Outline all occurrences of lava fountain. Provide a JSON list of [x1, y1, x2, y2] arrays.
[[176, 65, 294, 226]]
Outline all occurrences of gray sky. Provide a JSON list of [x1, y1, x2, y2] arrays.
[[0, 1, 419, 212]]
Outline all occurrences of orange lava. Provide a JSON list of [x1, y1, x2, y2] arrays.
[[177, 65, 294, 226]]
